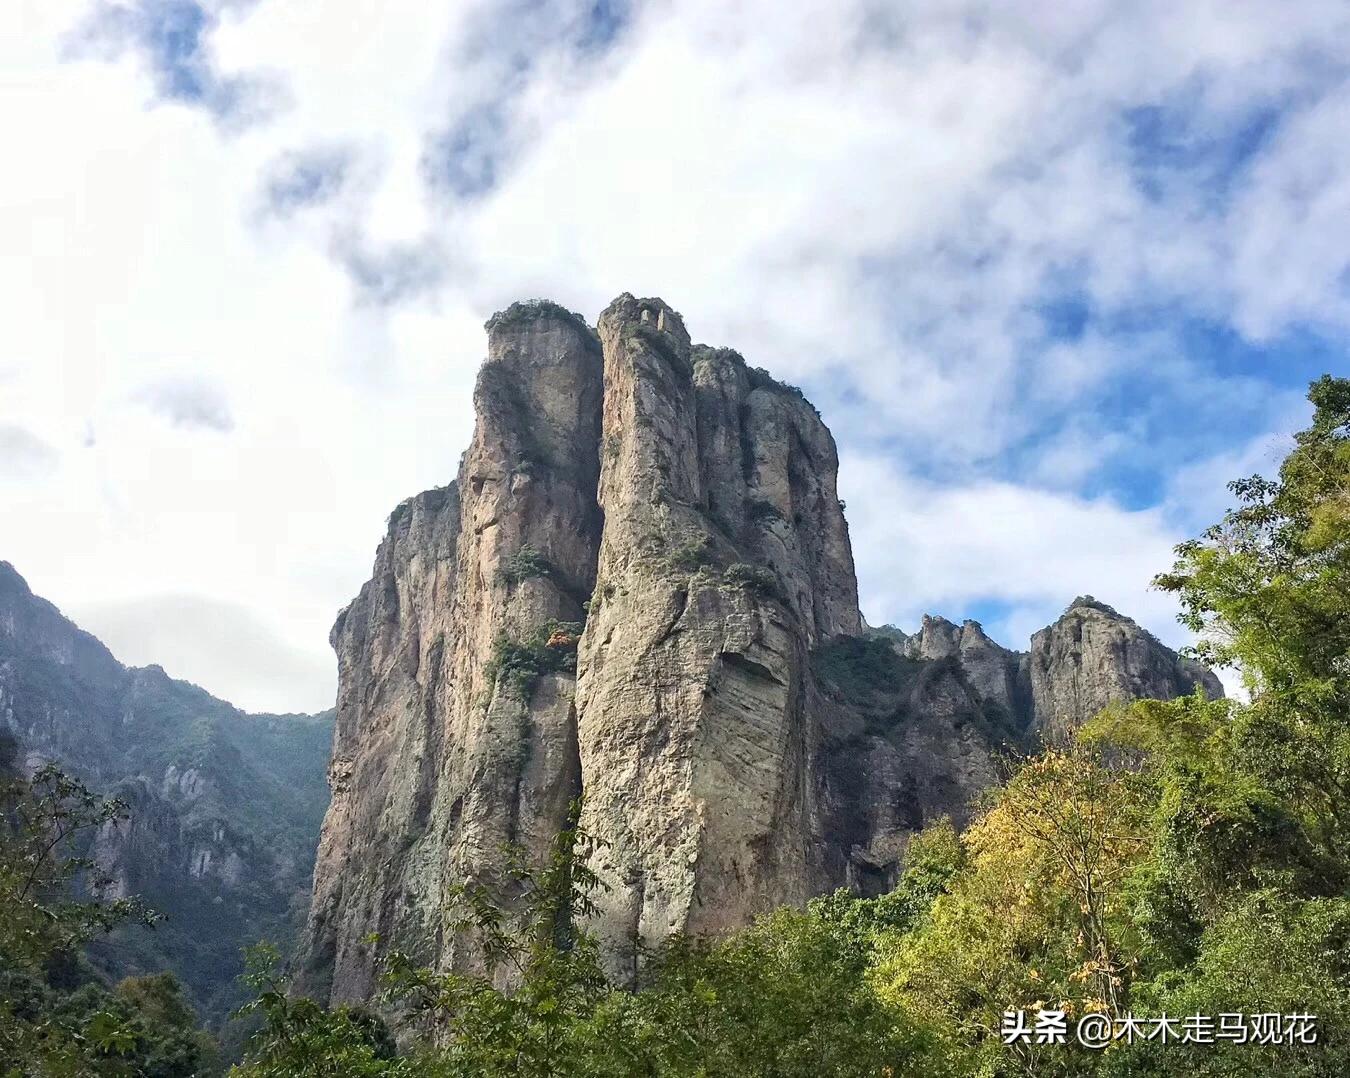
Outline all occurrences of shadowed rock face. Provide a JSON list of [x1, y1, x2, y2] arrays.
[[298, 295, 1222, 1000]]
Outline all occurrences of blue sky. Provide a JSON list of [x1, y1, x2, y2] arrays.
[[2, 0, 1348, 709]]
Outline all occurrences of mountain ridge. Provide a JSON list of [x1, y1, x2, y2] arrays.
[[0, 559, 334, 1026]]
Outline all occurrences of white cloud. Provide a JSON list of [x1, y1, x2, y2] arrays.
[[0, 426, 61, 480], [1229, 90, 1350, 338], [1, 0, 1344, 709], [69, 592, 335, 714], [840, 452, 1184, 649], [134, 376, 235, 431], [1162, 413, 1305, 535]]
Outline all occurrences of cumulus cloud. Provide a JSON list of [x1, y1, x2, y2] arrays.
[[331, 231, 449, 307], [840, 452, 1184, 646], [1, 0, 1346, 710], [1163, 420, 1303, 535], [134, 376, 234, 431], [0, 426, 60, 480]]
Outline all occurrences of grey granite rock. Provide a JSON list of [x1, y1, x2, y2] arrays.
[[297, 297, 1223, 1001]]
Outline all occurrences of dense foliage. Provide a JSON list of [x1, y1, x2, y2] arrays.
[[230, 805, 935, 1078]]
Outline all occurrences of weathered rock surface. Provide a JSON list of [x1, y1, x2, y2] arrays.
[[299, 295, 1224, 1001], [0, 561, 333, 1024], [574, 296, 860, 980], [300, 301, 604, 1001], [898, 615, 1028, 720], [1027, 595, 1224, 744]]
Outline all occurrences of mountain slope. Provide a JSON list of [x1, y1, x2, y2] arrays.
[[0, 561, 333, 1025]]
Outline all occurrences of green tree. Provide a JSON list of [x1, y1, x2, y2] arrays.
[[1154, 374, 1350, 865], [0, 743, 215, 1076], [229, 943, 402, 1077], [872, 747, 1155, 1077], [809, 817, 965, 969], [874, 379, 1350, 1077], [378, 800, 610, 1077], [601, 905, 934, 1077]]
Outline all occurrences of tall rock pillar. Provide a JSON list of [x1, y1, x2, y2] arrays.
[[574, 295, 860, 981], [299, 302, 603, 1003]]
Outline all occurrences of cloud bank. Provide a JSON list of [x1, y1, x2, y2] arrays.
[[1, 0, 1345, 710]]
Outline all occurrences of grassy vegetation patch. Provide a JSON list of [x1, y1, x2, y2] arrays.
[[497, 544, 555, 586], [721, 562, 781, 601], [484, 620, 584, 701], [663, 534, 716, 574], [483, 299, 595, 342]]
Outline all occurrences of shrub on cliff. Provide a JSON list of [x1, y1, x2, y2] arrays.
[[484, 620, 584, 700], [497, 545, 555, 586], [721, 562, 781, 600]]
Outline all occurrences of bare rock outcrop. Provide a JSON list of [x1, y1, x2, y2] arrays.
[[813, 636, 1017, 896], [899, 615, 1027, 720], [886, 600, 1222, 748], [1028, 596, 1223, 744], [300, 301, 603, 1002], [574, 295, 859, 980], [298, 296, 1223, 1002]]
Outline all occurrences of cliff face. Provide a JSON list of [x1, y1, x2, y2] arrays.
[[574, 296, 859, 978], [1028, 596, 1224, 744], [0, 562, 332, 1024], [301, 302, 604, 1000], [300, 294, 1222, 999]]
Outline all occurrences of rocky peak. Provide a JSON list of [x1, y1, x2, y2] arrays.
[[302, 293, 864, 996], [576, 292, 862, 979], [299, 294, 1221, 1003], [1029, 596, 1222, 743], [891, 616, 1025, 720], [303, 298, 603, 1001], [901, 614, 960, 659], [1067, 594, 1124, 617], [880, 598, 1221, 746], [0, 561, 124, 701]]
